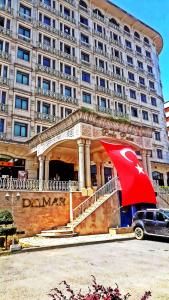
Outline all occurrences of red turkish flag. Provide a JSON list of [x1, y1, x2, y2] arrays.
[[101, 141, 156, 206]]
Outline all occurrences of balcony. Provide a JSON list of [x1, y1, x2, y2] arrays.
[[147, 72, 155, 79], [0, 50, 10, 61], [79, 4, 89, 13], [0, 103, 8, 113], [0, 132, 6, 140], [39, 1, 58, 15], [123, 30, 131, 37], [138, 83, 147, 90], [144, 41, 151, 48], [37, 42, 58, 55], [81, 60, 92, 68], [0, 26, 12, 37], [92, 13, 107, 24], [80, 40, 91, 49], [113, 91, 127, 100], [137, 67, 145, 74], [93, 30, 108, 40], [58, 71, 78, 83], [127, 62, 134, 69], [145, 56, 153, 64], [109, 22, 121, 32], [94, 47, 109, 58], [18, 34, 31, 43], [125, 46, 133, 53], [109, 38, 122, 48], [59, 12, 76, 24], [0, 5, 13, 14], [95, 85, 111, 95], [36, 64, 59, 76], [0, 77, 10, 86], [110, 55, 124, 65], [128, 79, 137, 86], [58, 94, 78, 105], [58, 51, 77, 63], [58, 30, 77, 43], [136, 51, 143, 58], [112, 73, 126, 82], [35, 112, 60, 123], [38, 22, 58, 35], [114, 110, 129, 120], [18, 12, 32, 23], [94, 65, 110, 76], [64, 0, 76, 7], [149, 87, 157, 94], [96, 105, 112, 115], [79, 22, 90, 31]]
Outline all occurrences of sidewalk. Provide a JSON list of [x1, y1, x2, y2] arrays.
[[0, 233, 134, 256]]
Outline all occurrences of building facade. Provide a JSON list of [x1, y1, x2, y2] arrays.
[[0, 0, 168, 188], [164, 101, 169, 138]]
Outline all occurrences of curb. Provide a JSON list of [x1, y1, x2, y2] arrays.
[[0, 235, 134, 257]]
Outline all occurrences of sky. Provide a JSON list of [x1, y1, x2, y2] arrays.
[[110, 0, 169, 101]]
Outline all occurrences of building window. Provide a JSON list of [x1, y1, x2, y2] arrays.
[[82, 71, 90, 83], [43, 80, 50, 91], [18, 25, 30, 38], [157, 149, 163, 159], [146, 50, 151, 59], [17, 48, 30, 61], [83, 92, 91, 104], [1, 91, 6, 104], [128, 72, 135, 81], [131, 107, 138, 117], [19, 4, 31, 17], [151, 97, 157, 106], [153, 114, 159, 123], [15, 95, 28, 110], [81, 52, 90, 62], [65, 86, 71, 97], [125, 40, 132, 49], [16, 71, 29, 85], [139, 76, 145, 85], [44, 15, 51, 26], [43, 57, 50, 67], [14, 122, 28, 137], [149, 81, 155, 90], [155, 131, 161, 141], [141, 93, 147, 103], [136, 45, 142, 54], [0, 118, 4, 133], [64, 65, 71, 75], [147, 65, 153, 74], [42, 103, 50, 114], [130, 89, 136, 99], [142, 110, 149, 121], [137, 61, 143, 70], [81, 33, 89, 44], [80, 15, 88, 26]]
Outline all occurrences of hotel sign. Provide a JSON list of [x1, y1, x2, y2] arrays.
[[23, 197, 66, 208]]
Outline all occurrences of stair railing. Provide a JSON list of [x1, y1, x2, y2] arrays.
[[73, 176, 119, 220]]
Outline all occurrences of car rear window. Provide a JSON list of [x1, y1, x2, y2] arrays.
[[145, 211, 154, 220], [136, 212, 145, 219]]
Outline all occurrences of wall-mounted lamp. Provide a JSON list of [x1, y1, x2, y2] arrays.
[[5, 192, 10, 201], [16, 192, 21, 201]]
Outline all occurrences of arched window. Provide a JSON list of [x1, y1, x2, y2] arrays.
[[134, 31, 140, 39], [93, 8, 104, 18], [124, 25, 130, 33], [109, 17, 119, 27], [152, 171, 164, 186], [79, 0, 87, 9], [144, 37, 150, 44]]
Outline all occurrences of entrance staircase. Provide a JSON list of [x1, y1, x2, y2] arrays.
[[38, 177, 119, 238]]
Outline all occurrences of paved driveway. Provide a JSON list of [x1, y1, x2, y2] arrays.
[[0, 239, 169, 300]]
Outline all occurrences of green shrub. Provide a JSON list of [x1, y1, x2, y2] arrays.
[[0, 210, 13, 225]]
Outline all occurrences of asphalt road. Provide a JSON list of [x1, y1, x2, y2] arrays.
[[0, 238, 169, 300]]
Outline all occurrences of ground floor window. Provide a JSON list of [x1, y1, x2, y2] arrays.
[[0, 155, 25, 178]]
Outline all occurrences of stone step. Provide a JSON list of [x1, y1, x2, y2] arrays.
[[41, 229, 73, 234], [37, 232, 77, 238]]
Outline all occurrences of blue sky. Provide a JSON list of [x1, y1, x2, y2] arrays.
[[110, 0, 169, 101]]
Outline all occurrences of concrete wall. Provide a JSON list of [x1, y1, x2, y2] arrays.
[[75, 194, 120, 235]]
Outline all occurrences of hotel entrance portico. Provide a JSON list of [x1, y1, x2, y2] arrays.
[[28, 108, 154, 192]]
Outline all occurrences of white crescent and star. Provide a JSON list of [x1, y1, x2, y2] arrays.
[[120, 148, 144, 175]]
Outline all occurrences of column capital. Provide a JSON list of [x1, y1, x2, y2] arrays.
[[77, 139, 85, 146], [85, 140, 91, 146], [146, 150, 152, 157], [38, 155, 44, 161]]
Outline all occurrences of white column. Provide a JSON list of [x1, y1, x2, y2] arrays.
[[85, 140, 91, 188], [142, 150, 148, 174], [39, 156, 44, 191], [146, 151, 152, 180], [77, 139, 85, 190], [45, 158, 50, 181], [163, 173, 168, 187]]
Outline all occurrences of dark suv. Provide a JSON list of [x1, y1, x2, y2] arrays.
[[132, 209, 169, 240]]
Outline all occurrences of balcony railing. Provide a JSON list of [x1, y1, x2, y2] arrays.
[[80, 41, 91, 48], [58, 71, 78, 83], [109, 22, 121, 32], [18, 34, 31, 43], [39, 1, 58, 14], [0, 132, 6, 140], [0, 5, 13, 14], [109, 38, 122, 48], [93, 30, 108, 40], [92, 13, 107, 24], [94, 47, 109, 57], [59, 12, 76, 24], [58, 30, 77, 43], [36, 89, 78, 105], [58, 94, 78, 105], [94, 65, 110, 76], [114, 110, 129, 120], [0, 77, 10, 86], [79, 22, 90, 31], [64, 0, 76, 7], [36, 64, 58, 76], [79, 4, 89, 13], [58, 51, 77, 62], [110, 55, 124, 65], [112, 73, 126, 82], [37, 42, 58, 55], [35, 112, 60, 123], [0, 50, 10, 61], [0, 103, 8, 113], [96, 105, 112, 115], [38, 22, 58, 34], [113, 91, 127, 100], [0, 26, 12, 37], [96, 85, 111, 95], [18, 12, 32, 23], [0, 178, 79, 191]]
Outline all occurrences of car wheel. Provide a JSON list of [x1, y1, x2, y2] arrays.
[[134, 227, 144, 240]]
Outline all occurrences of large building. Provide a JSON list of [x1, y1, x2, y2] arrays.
[[164, 101, 169, 139], [0, 0, 169, 235]]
